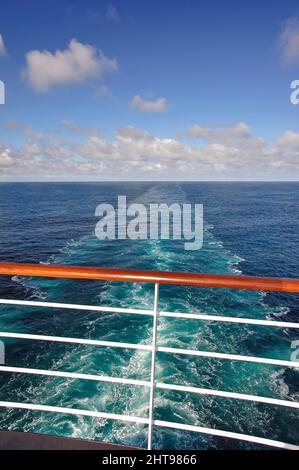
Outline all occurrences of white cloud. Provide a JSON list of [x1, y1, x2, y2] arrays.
[[187, 122, 264, 149], [130, 95, 168, 112], [22, 39, 117, 92], [0, 146, 13, 167], [0, 122, 298, 180], [276, 130, 299, 149], [0, 34, 7, 57], [278, 15, 299, 64], [188, 122, 252, 140], [187, 125, 210, 138]]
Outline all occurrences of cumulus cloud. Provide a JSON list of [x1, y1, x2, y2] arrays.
[[188, 122, 252, 140], [130, 95, 168, 112], [0, 146, 13, 167], [278, 15, 299, 64], [22, 39, 117, 91], [276, 130, 299, 149], [0, 121, 298, 180], [0, 34, 7, 57], [187, 122, 265, 150]]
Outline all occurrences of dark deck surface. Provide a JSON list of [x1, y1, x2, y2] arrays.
[[0, 431, 139, 450]]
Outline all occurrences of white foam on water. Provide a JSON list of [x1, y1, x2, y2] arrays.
[[1, 183, 295, 448]]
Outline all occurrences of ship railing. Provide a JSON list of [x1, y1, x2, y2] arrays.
[[0, 263, 298, 450]]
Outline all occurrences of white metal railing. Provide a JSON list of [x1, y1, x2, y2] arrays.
[[0, 284, 299, 450]]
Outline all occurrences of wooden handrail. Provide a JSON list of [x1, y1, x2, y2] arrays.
[[0, 263, 298, 293]]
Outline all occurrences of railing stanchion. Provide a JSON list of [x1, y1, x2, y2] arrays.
[[148, 282, 159, 450]]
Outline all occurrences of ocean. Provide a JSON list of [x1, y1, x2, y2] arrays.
[[0, 182, 298, 449]]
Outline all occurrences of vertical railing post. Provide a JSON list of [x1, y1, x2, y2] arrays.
[[147, 282, 159, 450]]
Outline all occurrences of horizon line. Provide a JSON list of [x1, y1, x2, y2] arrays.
[[0, 180, 298, 184]]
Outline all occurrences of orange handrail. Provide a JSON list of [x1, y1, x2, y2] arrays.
[[0, 262, 298, 293]]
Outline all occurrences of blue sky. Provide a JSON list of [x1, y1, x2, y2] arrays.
[[0, 0, 299, 180]]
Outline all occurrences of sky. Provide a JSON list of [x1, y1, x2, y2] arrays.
[[0, 0, 299, 181]]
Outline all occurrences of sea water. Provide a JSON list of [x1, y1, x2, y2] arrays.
[[0, 182, 298, 449]]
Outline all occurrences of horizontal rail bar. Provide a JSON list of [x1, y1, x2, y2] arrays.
[[0, 400, 297, 450], [0, 299, 153, 317], [160, 311, 299, 329], [0, 332, 152, 352], [154, 420, 299, 450], [1, 299, 299, 329], [157, 347, 299, 368], [0, 366, 150, 387], [0, 331, 298, 368], [0, 263, 298, 292], [1, 365, 298, 410], [156, 382, 299, 409], [0, 401, 148, 425]]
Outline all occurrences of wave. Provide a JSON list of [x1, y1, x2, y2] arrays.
[[1, 182, 296, 448]]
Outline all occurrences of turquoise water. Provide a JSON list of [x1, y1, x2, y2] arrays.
[[0, 182, 298, 449]]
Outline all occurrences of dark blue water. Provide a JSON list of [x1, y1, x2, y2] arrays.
[[0, 182, 298, 449]]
